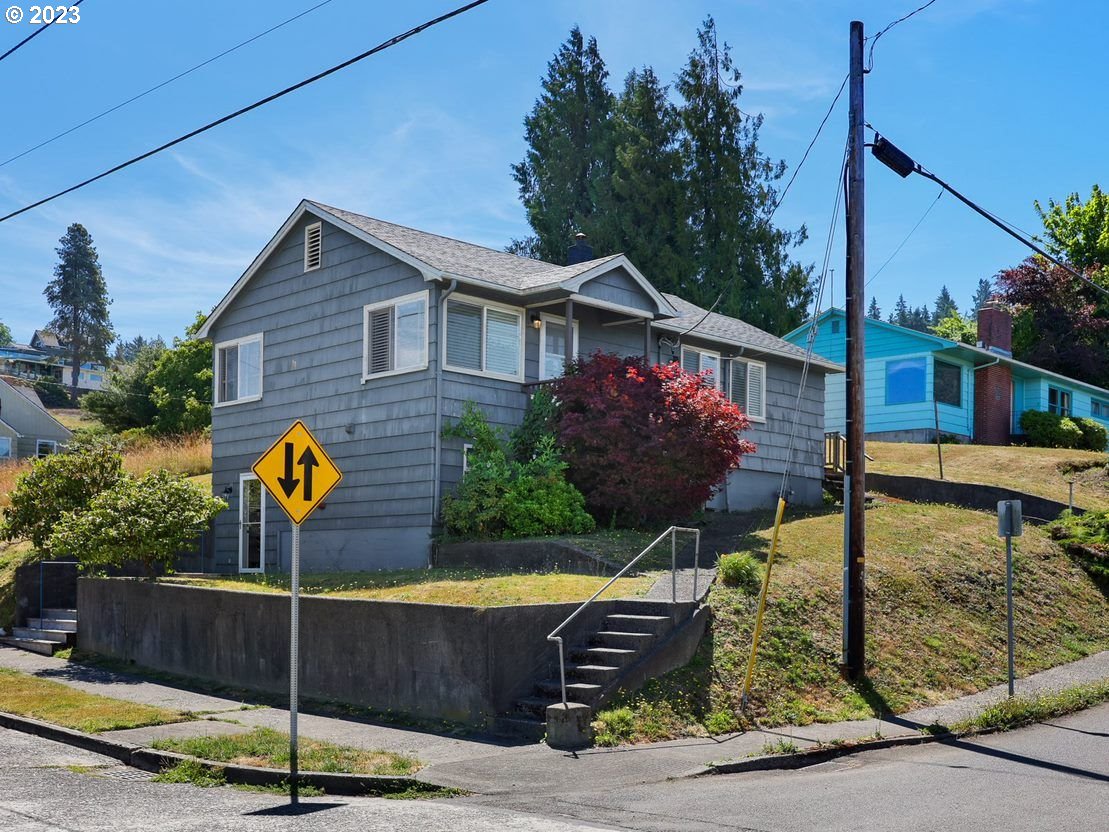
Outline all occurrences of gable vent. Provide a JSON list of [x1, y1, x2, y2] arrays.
[[304, 222, 322, 271]]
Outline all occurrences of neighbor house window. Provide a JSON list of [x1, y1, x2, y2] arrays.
[[462, 443, 473, 473], [1048, 386, 1072, 417], [362, 291, 428, 380], [886, 357, 926, 405], [539, 313, 579, 380], [729, 358, 766, 422], [0, 437, 11, 459], [934, 360, 962, 407], [215, 334, 263, 405], [1092, 399, 1109, 420], [304, 222, 322, 271], [681, 346, 722, 389], [36, 440, 57, 458], [444, 296, 524, 381]]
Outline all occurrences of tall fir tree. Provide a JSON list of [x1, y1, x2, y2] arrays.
[[866, 297, 881, 320], [932, 285, 958, 324], [908, 305, 932, 332], [970, 277, 993, 314], [889, 294, 910, 327], [676, 16, 811, 333], [510, 27, 615, 263], [44, 223, 114, 404]]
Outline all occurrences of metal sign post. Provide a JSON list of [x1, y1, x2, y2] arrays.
[[997, 500, 1023, 697], [252, 420, 343, 806]]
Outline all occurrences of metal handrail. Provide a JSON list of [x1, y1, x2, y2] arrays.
[[547, 525, 701, 708]]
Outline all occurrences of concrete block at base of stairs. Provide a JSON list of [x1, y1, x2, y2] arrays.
[[545, 702, 593, 750]]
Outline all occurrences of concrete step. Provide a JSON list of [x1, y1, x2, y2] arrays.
[[488, 715, 545, 741], [604, 613, 671, 636], [11, 627, 69, 644], [27, 618, 77, 632], [566, 663, 621, 686], [590, 630, 656, 650], [536, 680, 603, 705], [516, 696, 560, 718], [42, 608, 77, 621], [0, 637, 59, 656], [570, 646, 637, 668]]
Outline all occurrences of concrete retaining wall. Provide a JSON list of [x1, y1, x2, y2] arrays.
[[432, 539, 619, 575], [76, 578, 614, 724], [866, 473, 1076, 522]]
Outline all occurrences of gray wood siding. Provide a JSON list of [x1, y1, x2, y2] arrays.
[[576, 266, 657, 313], [209, 217, 437, 571]]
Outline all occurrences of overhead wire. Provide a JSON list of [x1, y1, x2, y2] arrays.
[[0, 0, 82, 64], [0, 0, 338, 170], [865, 186, 943, 289], [0, 0, 492, 224], [865, 0, 939, 71]]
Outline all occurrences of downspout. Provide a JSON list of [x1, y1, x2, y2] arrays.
[[431, 277, 458, 563]]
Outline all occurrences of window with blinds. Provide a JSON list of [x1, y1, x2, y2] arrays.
[[680, 346, 722, 389], [729, 358, 766, 421], [304, 222, 322, 271], [362, 291, 428, 380], [445, 297, 523, 380]]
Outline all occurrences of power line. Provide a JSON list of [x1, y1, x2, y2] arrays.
[[0, 0, 337, 170], [865, 0, 938, 71], [865, 186, 942, 288], [0, 0, 491, 224], [0, 0, 82, 64]]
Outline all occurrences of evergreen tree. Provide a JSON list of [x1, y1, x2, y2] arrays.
[[932, 285, 958, 324], [969, 277, 993, 314], [511, 27, 615, 264], [113, 334, 164, 364], [908, 305, 932, 332], [44, 223, 114, 403], [594, 67, 694, 297], [677, 16, 812, 333], [888, 294, 910, 327], [0, 320, 11, 347], [866, 297, 881, 320]]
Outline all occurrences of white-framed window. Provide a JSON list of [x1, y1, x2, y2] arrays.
[[214, 333, 263, 406], [1092, 398, 1109, 420], [444, 295, 524, 382], [539, 312, 580, 380], [304, 222, 322, 271], [462, 442, 474, 474], [0, 437, 11, 459], [36, 439, 57, 458], [681, 346, 722, 389], [362, 291, 429, 381], [729, 358, 767, 422], [1048, 386, 1072, 417]]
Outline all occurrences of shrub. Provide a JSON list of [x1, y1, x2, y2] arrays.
[[47, 470, 226, 575], [1020, 410, 1083, 449], [1074, 417, 1108, 452], [441, 403, 594, 540], [550, 352, 755, 526], [510, 386, 558, 462], [717, 552, 763, 593], [1, 443, 124, 551], [34, 379, 71, 408]]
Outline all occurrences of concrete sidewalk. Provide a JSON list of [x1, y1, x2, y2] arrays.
[[1, 645, 1106, 794]]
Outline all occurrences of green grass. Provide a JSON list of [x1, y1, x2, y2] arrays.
[[152, 759, 227, 788], [0, 667, 189, 733], [158, 568, 652, 607], [953, 680, 1109, 733], [151, 727, 420, 775], [592, 501, 1109, 745]]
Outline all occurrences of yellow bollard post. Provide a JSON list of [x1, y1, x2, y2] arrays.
[[741, 496, 788, 710]]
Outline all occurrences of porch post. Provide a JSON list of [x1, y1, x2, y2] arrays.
[[643, 318, 652, 363], [564, 297, 574, 368]]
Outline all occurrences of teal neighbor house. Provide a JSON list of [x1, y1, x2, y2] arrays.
[[784, 303, 1109, 445]]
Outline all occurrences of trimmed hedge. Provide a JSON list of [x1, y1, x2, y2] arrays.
[[1020, 409, 1107, 450]]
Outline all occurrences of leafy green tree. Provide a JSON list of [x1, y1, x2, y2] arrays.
[[44, 223, 114, 404], [969, 277, 993, 314], [80, 342, 165, 432], [1035, 184, 1109, 272], [931, 311, 977, 344], [932, 286, 958, 324], [1, 443, 124, 552], [48, 470, 226, 575], [866, 297, 881, 320], [677, 16, 811, 333], [0, 320, 11, 347], [148, 313, 213, 435], [511, 26, 615, 263]]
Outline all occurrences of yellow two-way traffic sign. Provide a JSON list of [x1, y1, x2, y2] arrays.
[[252, 420, 342, 525]]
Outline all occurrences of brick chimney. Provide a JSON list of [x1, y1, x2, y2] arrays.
[[973, 298, 1013, 445]]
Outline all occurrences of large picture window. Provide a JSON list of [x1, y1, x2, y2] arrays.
[[934, 360, 962, 407], [886, 357, 926, 405], [362, 291, 428, 380], [215, 334, 263, 406], [444, 297, 523, 381], [729, 358, 766, 422]]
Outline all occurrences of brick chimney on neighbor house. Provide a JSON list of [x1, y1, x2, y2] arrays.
[[973, 298, 1013, 445]]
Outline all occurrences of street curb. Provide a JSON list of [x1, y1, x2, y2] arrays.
[[0, 710, 441, 796]]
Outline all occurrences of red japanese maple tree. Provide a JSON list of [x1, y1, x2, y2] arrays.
[[550, 352, 756, 525]]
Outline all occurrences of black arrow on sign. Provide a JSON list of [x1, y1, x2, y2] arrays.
[[298, 446, 319, 502], [277, 442, 300, 498]]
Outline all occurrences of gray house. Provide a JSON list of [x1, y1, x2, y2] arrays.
[[0, 377, 72, 460], [197, 200, 840, 573]]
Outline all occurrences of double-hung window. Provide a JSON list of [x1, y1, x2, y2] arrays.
[[215, 334, 263, 406], [539, 313, 579, 380], [363, 291, 429, 380], [444, 296, 524, 381], [1048, 386, 1072, 417], [681, 346, 722, 389], [729, 358, 767, 422]]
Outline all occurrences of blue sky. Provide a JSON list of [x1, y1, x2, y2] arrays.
[[0, 0, 1101, 344]]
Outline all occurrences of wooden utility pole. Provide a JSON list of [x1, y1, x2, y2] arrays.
[[843, 20, 867, 679]]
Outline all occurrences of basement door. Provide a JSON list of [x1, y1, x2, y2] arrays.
[[238, 473, 265, 573]]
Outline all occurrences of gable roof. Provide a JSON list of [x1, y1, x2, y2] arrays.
[[0, 377, 72, 440], [196, 200, 678, 338], [785, 307, 956, 349], [656, 295, 843, 373]]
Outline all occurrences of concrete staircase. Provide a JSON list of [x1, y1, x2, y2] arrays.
[[1, 608, 77, 656], [494, 598, 699, 740]]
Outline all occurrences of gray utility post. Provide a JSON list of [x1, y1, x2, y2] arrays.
[[289, 523, 301, 804], [997, 500, 1023, 697], [843, 19, 867, 679]]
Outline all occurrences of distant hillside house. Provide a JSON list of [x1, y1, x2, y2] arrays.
[[784, 303, 1109, 445], [0, 377, 72, 460], [0, 329, 106, 393], [197, 200, 842, 574]]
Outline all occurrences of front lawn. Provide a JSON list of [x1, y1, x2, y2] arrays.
[[160, 568, 653, 606], [867, 441, 1109, 510]]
